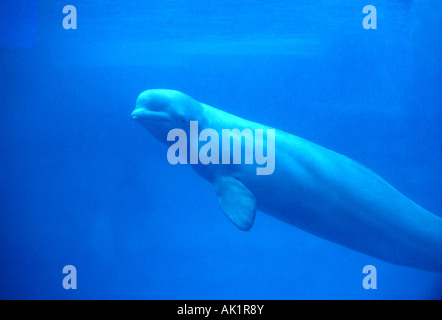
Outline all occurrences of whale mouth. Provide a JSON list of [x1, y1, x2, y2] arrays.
[[131, 108, 172, 123]]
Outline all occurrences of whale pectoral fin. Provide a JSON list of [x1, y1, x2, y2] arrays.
[[214, 176, 257, 231]]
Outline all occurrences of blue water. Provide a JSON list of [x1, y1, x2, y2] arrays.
[[0, 0, 441, 299]]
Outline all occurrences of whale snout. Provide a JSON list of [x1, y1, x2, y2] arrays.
[[131, 107, 172, 123], [131, 109, 141, 120]]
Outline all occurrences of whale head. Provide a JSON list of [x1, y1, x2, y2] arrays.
[[131, 89, 202, 142]]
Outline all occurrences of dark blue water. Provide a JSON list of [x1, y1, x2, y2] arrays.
[[1, 0, 441, 299]]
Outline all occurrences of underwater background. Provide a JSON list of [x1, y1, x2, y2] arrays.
[[0, 0, 441, 299]]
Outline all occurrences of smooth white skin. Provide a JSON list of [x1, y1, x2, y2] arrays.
[[132, 89, 442, 273]]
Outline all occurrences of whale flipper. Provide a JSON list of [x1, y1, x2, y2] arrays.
[[214, 176, 256, 231]]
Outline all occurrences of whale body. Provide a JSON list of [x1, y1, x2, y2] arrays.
[[131, 89, 442, 273]]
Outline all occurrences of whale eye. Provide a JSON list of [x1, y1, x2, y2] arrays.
[[179, 115, 187, 124]]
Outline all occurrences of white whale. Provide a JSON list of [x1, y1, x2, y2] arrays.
[[131, 89, 442, 273]]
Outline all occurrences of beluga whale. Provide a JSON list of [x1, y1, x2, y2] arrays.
[[131, 89, 442, 273]]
